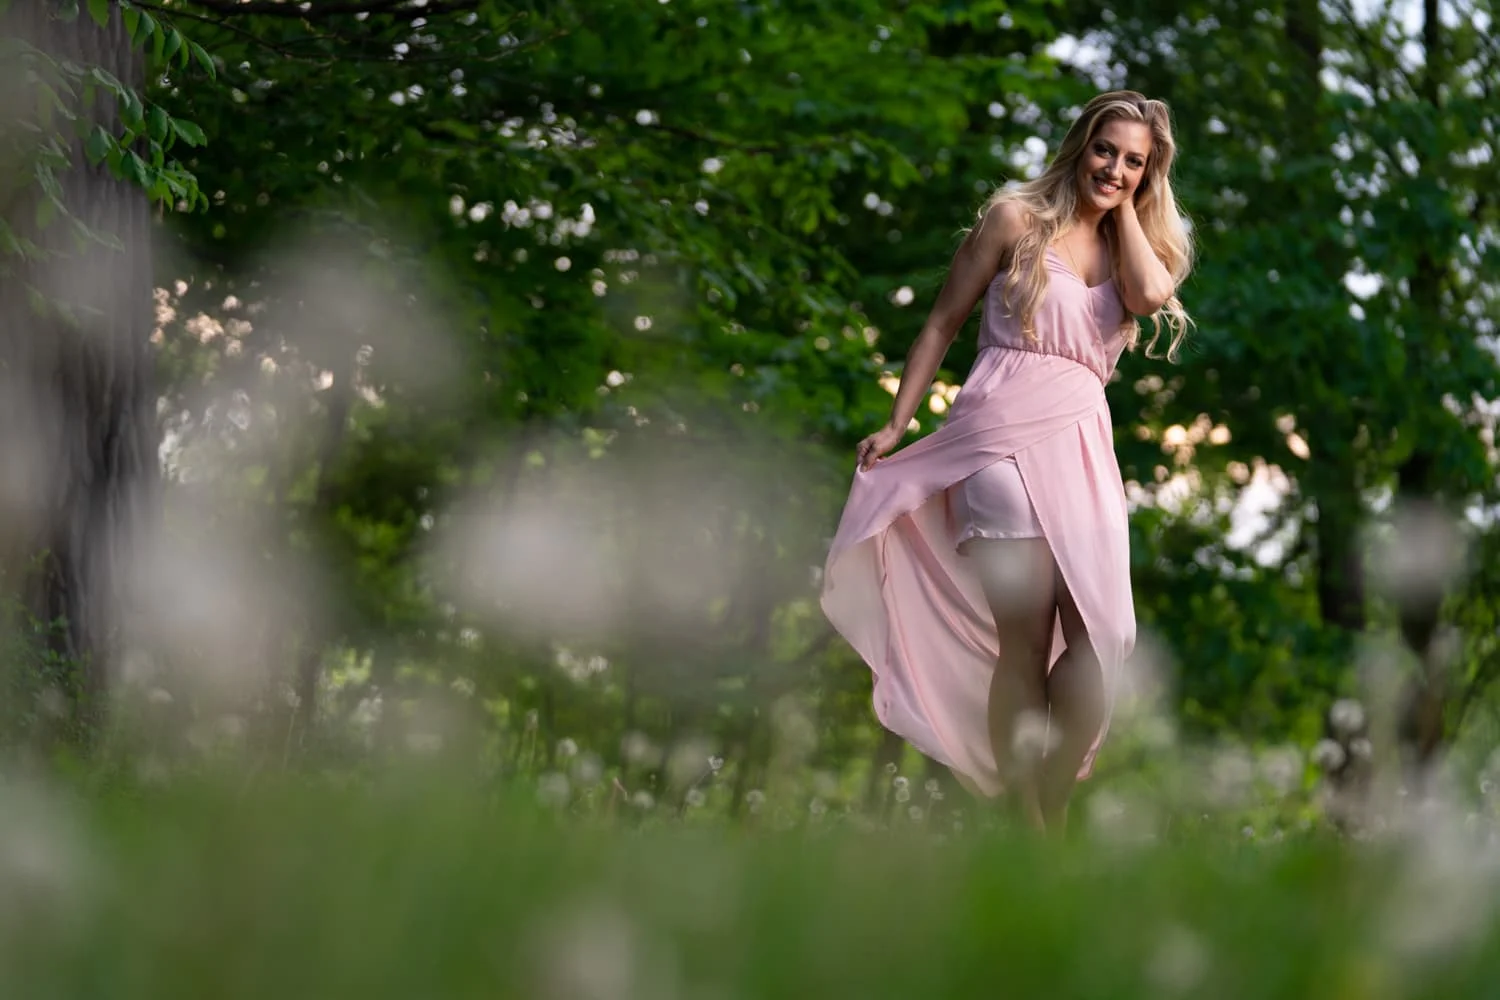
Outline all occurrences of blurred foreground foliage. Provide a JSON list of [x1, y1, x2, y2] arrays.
[[1, 772, 1500, 999]]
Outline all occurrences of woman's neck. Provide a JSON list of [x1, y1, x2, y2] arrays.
[[1073, 206, 1107, 232]]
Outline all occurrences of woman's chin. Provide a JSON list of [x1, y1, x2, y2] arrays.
[[1079, 192, 1114, 213]]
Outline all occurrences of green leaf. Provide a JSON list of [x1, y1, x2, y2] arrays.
[[89, 67, 126, 96], [86, 0, 109, 28], [84, 125, 112, 166], [133, 10, 156, 46], [163, 28, 184, 65], [55, 0, 79, 20], [123, 150, 149, 187], [34, 196, 57, 231], [121, 4, 139, 39], [147, 104, 169, 143], [120, 88, 145, 130], [189, 41, 216, 79], [34, 82, 63, 129], [170, 118, 207, 147]]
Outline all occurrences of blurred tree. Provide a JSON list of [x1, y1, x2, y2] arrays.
[[0, 0, 191, 740]]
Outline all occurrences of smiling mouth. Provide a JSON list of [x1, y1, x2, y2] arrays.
[[1093, 177, 1121, 196]]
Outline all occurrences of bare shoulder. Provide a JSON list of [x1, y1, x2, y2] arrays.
[[969, 198, 1032, 265]]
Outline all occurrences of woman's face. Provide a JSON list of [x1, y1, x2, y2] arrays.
[[1075, 118, 1154, 213]]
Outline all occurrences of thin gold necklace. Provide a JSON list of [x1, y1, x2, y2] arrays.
[[1062, 238, 1086, 284]]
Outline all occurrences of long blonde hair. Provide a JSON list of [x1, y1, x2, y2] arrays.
[[978, 91, 1194, 361]]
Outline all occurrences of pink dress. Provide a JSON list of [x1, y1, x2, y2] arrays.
[[820, 247, 1135, 797]]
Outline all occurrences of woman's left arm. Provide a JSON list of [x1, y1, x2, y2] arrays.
[[1113, 200, 1177, 317]]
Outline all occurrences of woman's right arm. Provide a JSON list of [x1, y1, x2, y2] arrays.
[[857, 200, 1026, 470]]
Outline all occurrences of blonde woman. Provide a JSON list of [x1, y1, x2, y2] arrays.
[[822, 91, 1193, 833]]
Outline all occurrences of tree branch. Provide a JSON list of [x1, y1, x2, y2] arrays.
[[1326, 0, 1419, 98], [137, 0, 512, 66], [133, 0, 304, 58], [174, 0, 478, 20]]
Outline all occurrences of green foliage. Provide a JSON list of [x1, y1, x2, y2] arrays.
[[0, 0, 215, 273], [1, 774, 1499, 998], [0, 558, 88, 749]]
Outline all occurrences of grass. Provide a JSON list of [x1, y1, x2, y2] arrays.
[[1, 766, 1497, 999]]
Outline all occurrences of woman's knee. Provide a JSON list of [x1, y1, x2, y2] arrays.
[[1049, 652, 1107, 733]]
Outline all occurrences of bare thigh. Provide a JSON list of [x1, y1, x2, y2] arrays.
[[968, 538, 1056, 659], [969, 538, 1056, 800], [1049, 574, 1106, 731]]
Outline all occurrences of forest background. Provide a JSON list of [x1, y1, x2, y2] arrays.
[[1, 1, 1499, 995]]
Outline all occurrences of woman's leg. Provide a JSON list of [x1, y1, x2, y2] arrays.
[[1038, 577, 1106, 833], [966, 538, 1057, 830]]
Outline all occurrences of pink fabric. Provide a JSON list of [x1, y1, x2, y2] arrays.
[[821, 248, 1136, 797], [951, 457, 1043, 545]]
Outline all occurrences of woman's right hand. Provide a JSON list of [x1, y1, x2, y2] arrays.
[[856, 422, 905, 471]]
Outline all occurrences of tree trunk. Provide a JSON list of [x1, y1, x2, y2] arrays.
[[0, 1, 155, 741], [1284, 0, 1369, 639], [1393, 0, 1452, 776]]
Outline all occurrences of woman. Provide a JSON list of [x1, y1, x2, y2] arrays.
[[821, 92, 1193, 833]]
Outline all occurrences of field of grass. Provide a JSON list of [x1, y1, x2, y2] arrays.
[[0, 765, 1497, 1000]]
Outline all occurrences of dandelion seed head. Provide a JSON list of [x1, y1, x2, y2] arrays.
[[537, 772, 571, 809], [769, 697, 818, 769], [1257, 745, 1304, 795], [1207, 746, 1255, 807], [1012, 710, 1057, 763], [1366, 501, 1471, 608], [621, 730, 656, 765], [1312, 738, 1348, 773], [1085, 789, 1159, 847], [665, 738, 715, 789], [571, 752, 604, 786], [528, 896, 680, 1000], [1330, 698, 1367, 738], [1379, 796, 1500, 962], [0, 781, 97, 938], [1146, 923, 1211, 994]]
